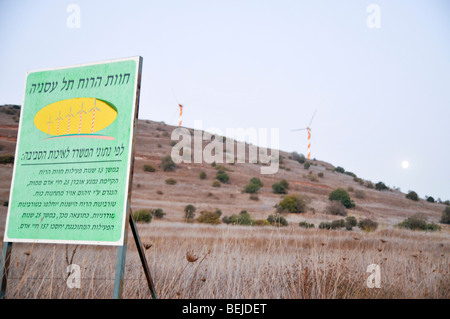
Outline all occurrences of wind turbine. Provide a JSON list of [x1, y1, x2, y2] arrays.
[[291, 109, 317, 160], [172, 91, 184, 127], [171, 91, 195, 127], [46, 116, 53, 136], [89, 99, 101, 133], [66, 107, 75, 134], [56, 111, 63, 136], [77, 103, 86, 134]]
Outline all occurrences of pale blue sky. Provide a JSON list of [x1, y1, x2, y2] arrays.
[[0, 0, 449, 200]]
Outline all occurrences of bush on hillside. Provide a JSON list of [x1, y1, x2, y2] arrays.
[[278, 194, 306, 213], [358, 218, 378, 232], [406, 191, 419, 201], [328, 188, 355, 208]]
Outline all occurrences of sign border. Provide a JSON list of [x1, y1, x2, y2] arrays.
[[3, 56, 142, 246]]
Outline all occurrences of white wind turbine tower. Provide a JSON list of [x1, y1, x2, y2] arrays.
[[65, 107, 75, 134], [291, 110, 317, 160]]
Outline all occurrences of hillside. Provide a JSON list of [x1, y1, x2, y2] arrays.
[[0, 104, 448, 233]]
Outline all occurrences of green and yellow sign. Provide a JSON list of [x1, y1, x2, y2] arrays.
[[4, 57, 142, 245]]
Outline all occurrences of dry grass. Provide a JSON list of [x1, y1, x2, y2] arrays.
[[2, 222, 448, 299]]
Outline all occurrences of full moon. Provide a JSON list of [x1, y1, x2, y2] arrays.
[[401, 161, 409, 169]]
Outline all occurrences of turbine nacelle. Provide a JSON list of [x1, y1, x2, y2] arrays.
[[291, 110, 317, 160]]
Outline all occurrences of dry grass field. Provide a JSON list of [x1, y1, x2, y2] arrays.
[[1, 222, 449, 298], [0, 104, 449, 299]]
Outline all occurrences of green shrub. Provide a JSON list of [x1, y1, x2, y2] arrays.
[[344, 171, 356, 178], [365, 181, 374, 189], [426, 196, 435, 203], [165, 178, 177, 185], [170, 141, 177, 146], [237, 210, 252, 225], [134, 209, 153, 223], [398, 213, 440, 231], [345, 216, 357, 230], [244, 182, 260, 194], [157, 143, 162, 148], [299, 221, 315, 229], [280, 179, 289, 189], [278, 194, 306, 213], [161, 155, 176, 172], [398, 214, 424, 230], [211, 161, 216, 167], [334, 166, 345, 173], [212, 180, 221, 187], [214, 209, 222, 218], [328, 188, 355, 209], [222, 210, 253, 226], [197, 211, 221, 225], [304, 162, 310, 170], [267, 214, 288, 226], [319, 222, 331, 229], [184, 205, 196, 222], [358, 218, 378, 232], [292, 152, 306, 164], [221, 215, 234, 224], [250, 177, 264, 187], [406, 191, 419, 201], [199, 171, 207, 179], [440, 206, 450, 224], [425, 223, 441, 231], [325, 201, 347, 216], [318, 172, 324, 178], [0, 155, 14, 164], [272, 183, 286, 194], [331, 219, 346, 229], [375, 182, 388, 191], [216, 170, 229, 183], [249, 194, 259, 201], [347, 186, 353, 192], [143, 164, 156, 172], [152, 208, 166, 219]]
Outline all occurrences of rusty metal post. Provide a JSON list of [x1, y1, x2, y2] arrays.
[[129, 210, 158, 299], [0, 242, 13, 299]]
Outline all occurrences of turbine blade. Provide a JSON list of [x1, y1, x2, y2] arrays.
[[172, 89, 180, 104], [291, 128, 307, 132], [308, 109, 317, 127]]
